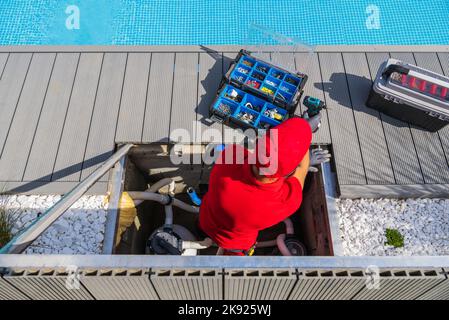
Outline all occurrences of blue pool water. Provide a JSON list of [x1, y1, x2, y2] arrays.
[[0, 0, 448, 45]]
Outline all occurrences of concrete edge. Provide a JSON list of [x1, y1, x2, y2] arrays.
[[339, 184, 449, 199], [0, 255, 448, 269], [0, 45, 449, 53]]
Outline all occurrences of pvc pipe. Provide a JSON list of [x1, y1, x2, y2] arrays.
[[164, 205, 174, 227], [128, 191, 199, 214], [134, 178, 175, 206], [276, 234, 292, 256], [284, 218, 294, 235], [255, 240, 278, 248]]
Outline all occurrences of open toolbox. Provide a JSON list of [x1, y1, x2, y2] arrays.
[[223, 49, 307, 113], [210, 84, 289, 130]]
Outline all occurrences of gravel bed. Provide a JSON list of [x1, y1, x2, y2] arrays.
[[336, 198, 449, 256], [0, 195, 108, 254]]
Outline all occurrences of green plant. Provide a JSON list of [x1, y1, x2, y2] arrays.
[[385, 228, 404, 248], [0, 206, 18, 249]]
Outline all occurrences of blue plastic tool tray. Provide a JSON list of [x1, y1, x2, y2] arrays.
[[210, 84, 289, 130], [224, 49, 307, 113]]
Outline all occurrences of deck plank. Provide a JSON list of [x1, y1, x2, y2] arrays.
[[294, 52, 332, 144], [342, 52, 394, 184], [81, 53, 127, 181], [52, 53, 104, 182], [318, 52, 366, 185], [365, 52, 424, 184], [23, 53, 80, 182], [0, 53, 32, 155], [197, 52, 223, 144], [222, 52, 242, 144], [434, 53, 449, 167], [142, 52, 175, 143], [390, 52, 449, 183], [115, 53, 152, 143], [0, 53, 56, 181], [169, 53, 199, 143], [0, 53, 8, 78]]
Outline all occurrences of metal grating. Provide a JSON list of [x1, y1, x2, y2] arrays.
[[80, 269, 158, 300], [150, 269, 222, 300], [289, 269, 366, 300], [3, 269, 93, 300], [0, 275, 29, 300], [353, 269, 446, 300], [224, 269, 297, 300]]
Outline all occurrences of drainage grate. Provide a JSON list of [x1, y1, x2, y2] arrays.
[[80, 268, 158, 300], [353, 269, 446, 300], [224, 269, 297, 300], [3, 268, 93, 300], [289, 269, 366, 300], [150, 269, 222, 300]]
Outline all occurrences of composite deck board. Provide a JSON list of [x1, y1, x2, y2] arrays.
[[342, 52, 394, 184], [0, 53, 56, 181], [0, 53, 8, 78], [318, 52, 366, 185], [222, 52, 241, 144], [142, 52, 175, 143], [81, 53, 127, 181], [169, 53, 199, 143], [0, 47, 448, 196], [197, 52, 223, 144], [429, 53, 449, 167], [0, 53, 32, 155], [115, 53, 152, 143], [52, 53, 103, 182], [390, 52, 449, 184], [413, 53, 449, 170], [23, 53, 80, 181], [365, 52, 424, 184], [294, 52, 332, 144]]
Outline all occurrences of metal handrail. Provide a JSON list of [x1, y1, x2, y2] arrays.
[[0, 144, 134, 254]]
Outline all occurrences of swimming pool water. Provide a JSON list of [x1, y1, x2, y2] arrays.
[[0, 0, 448, 45]]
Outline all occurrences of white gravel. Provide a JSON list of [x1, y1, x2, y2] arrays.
[[336, 198, 449, 256], [0, 195, 108, 254]]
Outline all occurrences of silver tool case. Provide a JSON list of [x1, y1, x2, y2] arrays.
[[366, 58, 449, 132]]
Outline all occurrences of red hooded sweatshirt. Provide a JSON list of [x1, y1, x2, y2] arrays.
[[199, 118, 312, 250]]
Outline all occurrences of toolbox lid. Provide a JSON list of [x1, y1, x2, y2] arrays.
[[372, 58, 449, 120]]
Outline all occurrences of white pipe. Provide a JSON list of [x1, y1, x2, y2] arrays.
[[128, 191, 199, 214], [149, 178, 175, 193], [284, 218, 294, 235], [256, 240, 278, 248], [182, 238, 214, 250], [216, 247, 225, 255], [134, 178, 175, 206], [276, 234, 292, 256], [172, 198, 199, 214], [164, 205, 173, 226]]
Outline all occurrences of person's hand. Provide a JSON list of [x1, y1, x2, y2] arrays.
[[302, 111, 321, 133], [308, 148, 331, 172]]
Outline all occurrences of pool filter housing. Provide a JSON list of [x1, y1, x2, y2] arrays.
[[366, 58, 449, 132]]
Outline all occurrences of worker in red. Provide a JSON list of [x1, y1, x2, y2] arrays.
[[199, 117, 328, 255]]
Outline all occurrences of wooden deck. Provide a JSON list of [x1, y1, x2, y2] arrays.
[[0, 46, 448, 197]]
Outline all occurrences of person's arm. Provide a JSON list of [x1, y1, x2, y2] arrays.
[[291, 149, 310, 188]]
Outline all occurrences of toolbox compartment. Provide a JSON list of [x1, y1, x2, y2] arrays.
[[210, 84, 289, 130], [366, 58, 449, 132], [224, 49, 307, 114]]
